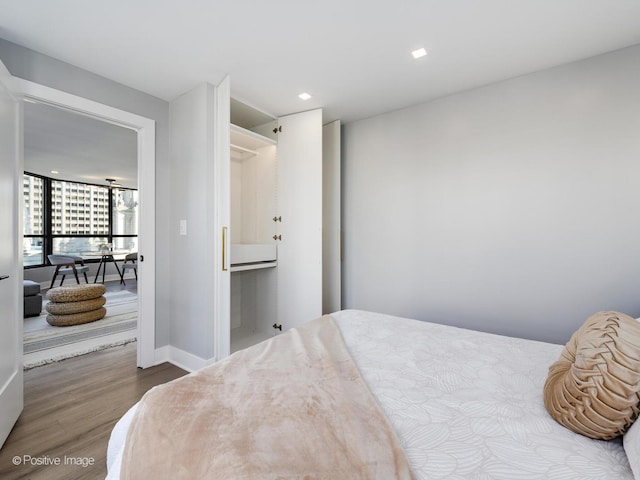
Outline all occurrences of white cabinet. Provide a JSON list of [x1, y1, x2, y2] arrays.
[[166, 81, 339, 365], [223, 102, 330, 355], [228, 120, 278, 352], [274, 110, 323, 334]]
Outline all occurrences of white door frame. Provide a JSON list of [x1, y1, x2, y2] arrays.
[[13, 78, 156, 368], [213, 77, 231, 361], [0, 58, 23, 448]]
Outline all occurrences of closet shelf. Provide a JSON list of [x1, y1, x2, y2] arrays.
[[231, 143, 258, 156], [230, 123, 277, 161], [230, 261, 277, 273], [230, 244, 277, 272]]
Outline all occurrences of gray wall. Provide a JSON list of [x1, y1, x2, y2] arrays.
[[0, 39, 171, 347], [342, 44, 640, 345], [168, 84, 217, 360]]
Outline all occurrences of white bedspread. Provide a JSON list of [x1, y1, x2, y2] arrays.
[[107, 310, 633, 479]]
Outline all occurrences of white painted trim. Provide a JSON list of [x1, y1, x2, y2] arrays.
[[213, 77, 231, 361], [14, 79, 153, 130], [0, 58, 23, 448], [13, 78, 156, 368], [154, 345, 216, 373], [136, 103, 156, 369]]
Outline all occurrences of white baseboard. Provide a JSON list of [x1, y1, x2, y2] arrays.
[[154, 345, 217, 373]]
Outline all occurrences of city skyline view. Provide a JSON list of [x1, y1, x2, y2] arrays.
[[23, 173, 138, 266]]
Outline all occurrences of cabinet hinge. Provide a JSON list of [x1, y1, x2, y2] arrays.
[[272, 126, 282, 134]]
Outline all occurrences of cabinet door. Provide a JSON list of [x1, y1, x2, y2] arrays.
[[213, 77, 231, 360], [0, 59, 22, 448], [276, 109, 323, 329]]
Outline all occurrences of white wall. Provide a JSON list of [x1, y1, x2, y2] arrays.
[[342, 45, 640, 344], [168, 84, 217, 360]]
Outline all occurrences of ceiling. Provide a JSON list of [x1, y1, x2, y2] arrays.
[[9, 2, 639, 191], [0, 1, 638, 124], [24, 101, 138, 188]]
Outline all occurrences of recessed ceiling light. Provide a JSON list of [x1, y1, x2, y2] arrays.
[[412, 48, 428, 59], [298, 92, 312, 101], [50, 170, 59, 174]]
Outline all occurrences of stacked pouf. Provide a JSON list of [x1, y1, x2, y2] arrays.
[[46, 284, 107, 326]]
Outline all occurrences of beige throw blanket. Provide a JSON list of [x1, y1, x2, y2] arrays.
[[120, 315, 414, 479]]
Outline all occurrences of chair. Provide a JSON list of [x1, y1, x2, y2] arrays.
[[120, 252, 138, 285], [48, 255, 89, 286]]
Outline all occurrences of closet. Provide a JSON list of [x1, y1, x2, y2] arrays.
[[228, 103, 278, 352], [224, 99, 338, 355]]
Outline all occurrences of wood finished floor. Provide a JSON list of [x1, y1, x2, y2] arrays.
[[0, 342, 186, 480]]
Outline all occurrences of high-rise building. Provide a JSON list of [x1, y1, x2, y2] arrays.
[[23, 174, 138, 265]]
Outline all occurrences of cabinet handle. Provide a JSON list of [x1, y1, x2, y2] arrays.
[[222, 227, 228, 271], [0, 275, 9, 281]]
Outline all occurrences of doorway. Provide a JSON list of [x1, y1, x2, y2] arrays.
[[15, 78, 156, 368]]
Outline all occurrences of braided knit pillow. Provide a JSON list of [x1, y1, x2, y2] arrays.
[[544, 311, 640, 439]]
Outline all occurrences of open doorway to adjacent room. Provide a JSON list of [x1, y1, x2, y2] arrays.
[[21, 100, 140, 367], [14, 78, 156, 370]]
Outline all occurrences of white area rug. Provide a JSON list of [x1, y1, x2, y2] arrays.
[[24, 289, 137, 368]]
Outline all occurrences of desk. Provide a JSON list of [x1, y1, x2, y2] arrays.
[[82, 251, 129, 283]]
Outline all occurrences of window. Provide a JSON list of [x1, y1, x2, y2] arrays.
[[51, 180, 109, 235], [23, 175, 44, 266], [112, 188, 139, 253], [52, 237, 109, 257], [23, 173, 138, 267], [112, 189, 139, 235]]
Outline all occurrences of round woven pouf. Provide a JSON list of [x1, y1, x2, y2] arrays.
[[46, 295, 106, 315], [47, 307, 107, 327], [47, 284, 106, 302], [45, 284, 107, 327]]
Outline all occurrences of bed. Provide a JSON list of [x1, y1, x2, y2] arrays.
[[106, 309, 638, 479]]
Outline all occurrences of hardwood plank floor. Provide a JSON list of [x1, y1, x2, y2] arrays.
[[0, 342, 186, 480]]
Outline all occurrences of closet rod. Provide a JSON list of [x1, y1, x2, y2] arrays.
[[230, 143, 258, 156]]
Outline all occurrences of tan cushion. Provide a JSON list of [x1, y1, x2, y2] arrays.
[[46, 307, 107, 326], [47, 284, 106, 302], [46, 296, 106, 315], [544, 311, 640, 439]]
